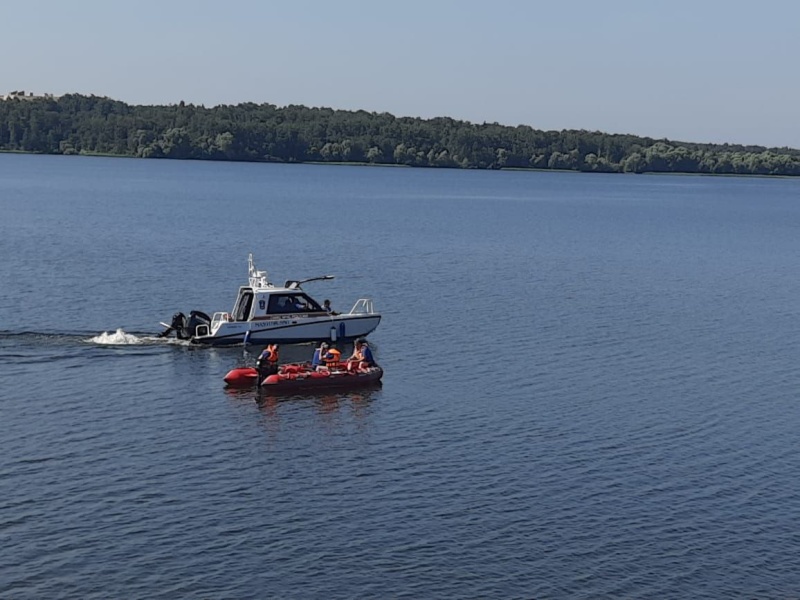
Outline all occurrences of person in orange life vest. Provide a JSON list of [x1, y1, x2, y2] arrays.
[[323, 347, 341, 369], [257, 344, 279, 378], [347, 338, 375, 371]]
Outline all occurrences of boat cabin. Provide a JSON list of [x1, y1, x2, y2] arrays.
[[231, 287, 325, 321], [169, 254, 379, 344]]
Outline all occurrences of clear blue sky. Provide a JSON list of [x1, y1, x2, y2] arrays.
[[4, 0, 799, 148]]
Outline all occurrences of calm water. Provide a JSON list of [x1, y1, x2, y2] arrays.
[[2, 154, 800, 598]]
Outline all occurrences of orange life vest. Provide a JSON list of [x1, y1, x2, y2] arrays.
[[261, 344, 279, 364], [323, 348, 341, 366]]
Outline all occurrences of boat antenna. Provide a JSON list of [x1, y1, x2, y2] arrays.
[[284, 275, 335, 289], [248, 253, 271, 288]]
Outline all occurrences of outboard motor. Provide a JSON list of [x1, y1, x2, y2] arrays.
[[184, 310, 212, 339], [159, 312, 187, 338], [159, 310, 211, 339]]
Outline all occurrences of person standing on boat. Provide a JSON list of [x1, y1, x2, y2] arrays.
[[257, 344, 279, 379]]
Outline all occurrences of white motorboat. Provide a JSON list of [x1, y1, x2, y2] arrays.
[[159, 254, 381, 346]]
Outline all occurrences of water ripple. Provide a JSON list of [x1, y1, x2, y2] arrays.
[[3, 160, 800, 597]]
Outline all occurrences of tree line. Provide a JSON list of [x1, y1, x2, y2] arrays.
[[1, 93, 799, 176]]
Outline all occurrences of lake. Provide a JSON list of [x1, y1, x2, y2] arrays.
[[2, 154, 800, 598]]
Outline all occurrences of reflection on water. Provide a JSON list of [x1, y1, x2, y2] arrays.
[[224, 382, 381, 429], [237, 385, 382, 444], [256, 384, 381, 411]]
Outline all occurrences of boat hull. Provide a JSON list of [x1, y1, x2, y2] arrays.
[[222, 364, 383, 391], [194, 314, 381, 346], [262, 366, 383, 391], [223, 367, 261, 388]]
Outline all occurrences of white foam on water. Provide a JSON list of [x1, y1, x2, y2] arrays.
[[89, 329, 145, 345]]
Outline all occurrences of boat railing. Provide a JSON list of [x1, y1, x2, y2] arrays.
[[210, 311, 233, 332], [348, 298, 374, 315], [248, 253, 272, 289]]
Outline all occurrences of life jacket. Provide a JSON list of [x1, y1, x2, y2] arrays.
[[348, 345, 374, 371], [323, 348, 341, 366], [259, 344, 279, 365]]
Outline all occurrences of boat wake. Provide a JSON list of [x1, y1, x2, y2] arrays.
[[88, 329, 189, 346], [0, 329, 188, 348], [89, 329, 146, 345]]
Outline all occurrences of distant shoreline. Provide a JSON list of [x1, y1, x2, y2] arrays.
[[3, 149, 796, 179], [2, 94, 799, 177]]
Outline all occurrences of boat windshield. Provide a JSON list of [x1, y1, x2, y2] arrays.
[[233, 290, 254, 321], [267, 293, 323, 314]]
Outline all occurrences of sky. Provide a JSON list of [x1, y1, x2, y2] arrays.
[[3, 0, 799, 148]]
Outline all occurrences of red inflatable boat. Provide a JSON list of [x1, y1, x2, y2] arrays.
[[223, 363, 383, 391], [223, 367, 262, 387]]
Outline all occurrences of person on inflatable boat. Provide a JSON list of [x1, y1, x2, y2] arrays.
[[311, 342, 330, 369], [256, 344, 279, 379], [312, 342, 342, 371], [347, 338, 375, 372]]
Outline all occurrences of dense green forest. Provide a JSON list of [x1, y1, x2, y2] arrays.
[[2, 93, 800, 175]]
